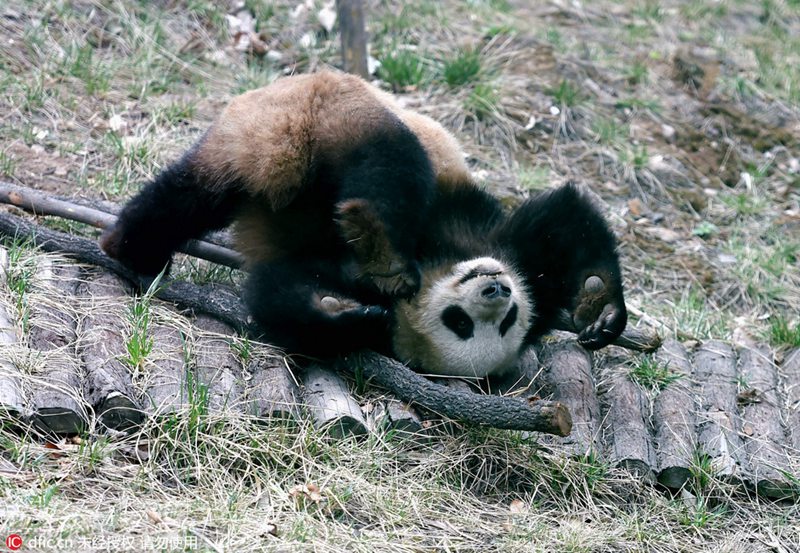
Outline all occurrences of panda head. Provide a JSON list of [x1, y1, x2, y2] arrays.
[[392, 257, 533, 377]]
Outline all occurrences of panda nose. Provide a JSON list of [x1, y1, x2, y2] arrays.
[[481, 281, 511, 299]]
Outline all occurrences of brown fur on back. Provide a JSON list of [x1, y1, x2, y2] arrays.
[[195, 70, 472, 263]]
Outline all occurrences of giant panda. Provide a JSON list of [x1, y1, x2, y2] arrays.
[[100, 70, 627, 377]]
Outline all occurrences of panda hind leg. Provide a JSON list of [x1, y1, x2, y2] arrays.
[[499, 183, 627, 350], [100, 147, 246, 276], [244, 258, 392, 358]]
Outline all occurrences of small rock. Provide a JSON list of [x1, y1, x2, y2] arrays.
[[644, 226, 681, 243], [661, 124, 676, 142]]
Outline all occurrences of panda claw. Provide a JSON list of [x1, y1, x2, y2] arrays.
[[368, 261, 421, 298], [576, 302, 626, 350]]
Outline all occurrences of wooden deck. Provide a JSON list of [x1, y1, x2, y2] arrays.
[[0, 251, 797, 498]]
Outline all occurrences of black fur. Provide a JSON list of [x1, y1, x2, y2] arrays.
[[103, 115, 436, 358], [100, 145, 246, 276], [494, 183, 627, 349], [245, 257, 393, 357], [441, 305, 475, 340]]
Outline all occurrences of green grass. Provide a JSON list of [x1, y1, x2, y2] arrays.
[[442, 48, 483, 87], [666, 286, 728, 340], [4, 240, 37, 329], [517, 165, 552, 191], [463, 82, 500, 120], [633, 0, 664, 21], [122, 274, 162, 372], [614, 97, 661, 112], [629, 355, 682, 392], [692, 221, 719, 239], [591, 117, 629, 145], [549, 79, 584, 107], [0, 149, 15, 177], [626, 60, 649, 85], [378, 49, 429, 91], [767, 315, 800, 347]]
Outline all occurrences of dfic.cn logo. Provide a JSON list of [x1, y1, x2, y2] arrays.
[[5, 534, 22, 551]]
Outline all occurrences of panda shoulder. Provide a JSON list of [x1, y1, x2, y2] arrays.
[[365, 81, 471, 187]]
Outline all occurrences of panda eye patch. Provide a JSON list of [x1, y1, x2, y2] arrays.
[[441, 305, 474, 340], [499, 303, 518, 337]]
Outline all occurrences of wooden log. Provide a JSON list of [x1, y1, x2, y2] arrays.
[[737, 345, 795, 498], [0, 181, 243, 268], [493, 347, 542, 397], [652, 339, 696, 489], [784, 348, 800, 452], [367, 399, 424, 438], [192, 316, 243, 413], [303, 364, 368, 438], [142, 315, 189, 415], [536, 340, 599, 452], [76, 271, 144, 431], [243, 351, 300, 421], [0, 247, 25, 419], [597, 349, 655, 478], [0, 211, 253, 333], [693, 340, 748, 479], [28, 260, 87, 434], [336, 0, 369, 78]]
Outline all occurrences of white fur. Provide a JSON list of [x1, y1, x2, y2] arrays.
[[394, 257, 534, 377]]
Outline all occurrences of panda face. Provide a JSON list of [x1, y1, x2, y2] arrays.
[[393, 257, 533, 377]]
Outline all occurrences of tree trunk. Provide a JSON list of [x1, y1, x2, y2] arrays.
[[336, 0, 369, 78], [598, 350, 655, 478], [28, 260, 86, 435], [737, 345, 794, 497], [192, 316, 244, 413], [303, 364, 368, 438], [0, 247, 25, 419]]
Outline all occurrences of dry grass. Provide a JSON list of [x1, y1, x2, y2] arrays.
[[1, 0, 800, 550]]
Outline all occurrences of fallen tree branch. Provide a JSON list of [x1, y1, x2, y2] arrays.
[[0, 209, 572, 435], [0, 181, 244, 269], [345, 351, 573, 435]]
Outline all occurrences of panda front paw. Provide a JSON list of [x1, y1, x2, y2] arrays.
[[577, 303, 626, 350], [367, 261, 421, 299], [573, 274, 627, 350]]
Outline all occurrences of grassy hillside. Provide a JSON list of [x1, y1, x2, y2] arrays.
[[1, 1, 799, 551]]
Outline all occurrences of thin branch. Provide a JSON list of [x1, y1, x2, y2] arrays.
[[0, 181, 244, 269]]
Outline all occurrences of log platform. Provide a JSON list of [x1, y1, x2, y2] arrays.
[[0, 253, 796, 498]]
